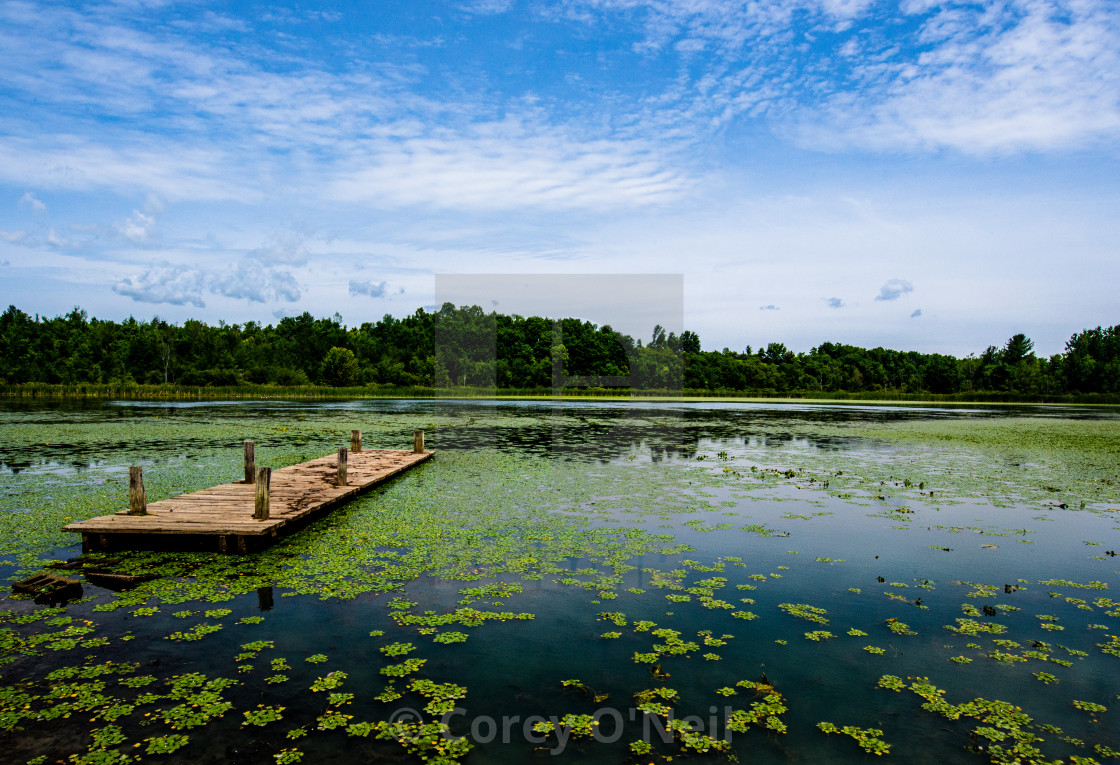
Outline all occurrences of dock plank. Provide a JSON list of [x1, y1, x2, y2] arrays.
[[63, 448, 432, 551]]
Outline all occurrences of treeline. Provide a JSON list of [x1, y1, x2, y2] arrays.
[[1, 304, 1118, 398]]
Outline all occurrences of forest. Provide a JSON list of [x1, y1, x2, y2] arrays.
[[1, 303, 1118, 399]]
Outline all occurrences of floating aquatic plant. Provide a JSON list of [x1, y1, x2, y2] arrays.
[[778, 603, 829, 625], [817, 721, 891, 755], [243, 704, 285, 726]]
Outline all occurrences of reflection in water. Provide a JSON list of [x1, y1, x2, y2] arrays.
[[3, 397, 1114, 475]]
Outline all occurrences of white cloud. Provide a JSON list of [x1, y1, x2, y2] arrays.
[[875, 278, 914, 301], [791, 0, 1120, 153], [249, 231, 309, 266], [117, 210, 156, 244], [331, 120, 688, 210], [0, 230, 26, 243], [349, 280, 389, 298], [213, 262, 302, 303], [5, 0, 1110, 231], [563, 0, 1120, 155], [112, 265, 208, 307], [458, 0, 514, 13], [0, 138, 259, 202], [19, 192, 46, 212], [818, 0, 876, 19], [0, 2, 691, 212], [112, 257, 302, 307]]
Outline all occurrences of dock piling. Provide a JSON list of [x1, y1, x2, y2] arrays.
[[414, 429, 425, 453], [337, 447, 348, 486], [253, 466, 272, 520], [244, 441, 256, 484], [128, 466, 147, 515], [351, 430, 362, 453]]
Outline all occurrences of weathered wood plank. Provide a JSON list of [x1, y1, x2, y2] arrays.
[[128, 466, 146, 515], [64, 448, 432, 550]]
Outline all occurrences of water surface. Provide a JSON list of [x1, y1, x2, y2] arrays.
[[1, 399, 1118, 764]]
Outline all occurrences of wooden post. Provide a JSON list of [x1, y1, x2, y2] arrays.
[[257, 586, 274, 611], [244, 441, 256, 484], [413, 429, 425, 453], [128, 466, 147, 515], [254, 466, 271, 520], [351, 429, 362, 453], [337, 447, 348, 486]]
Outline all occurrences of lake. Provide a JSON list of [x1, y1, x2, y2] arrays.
[[1, 398, 1118, 764]]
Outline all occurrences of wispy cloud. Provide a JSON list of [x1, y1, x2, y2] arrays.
[[788, 0, 1120, 153], [562, 0, 1120, 154], [759, 304, 779, 311], [0, 138, 259, 202], [349, 280, 389, 298], [3, 0, 1114, 231], [19, 192, 46, 212], [330, 120, 688, 210], [248, 231, 309, 267], [116, 210, 156, 244], [458, 0, 514, 14], [875, 278, 914, 302], [0, 2, 690, 212]]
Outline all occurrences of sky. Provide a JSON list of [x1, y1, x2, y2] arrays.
[[1, 0, 1118, 357]]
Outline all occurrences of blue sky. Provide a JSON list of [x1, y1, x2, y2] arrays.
[[1, 0, 1118, 356]]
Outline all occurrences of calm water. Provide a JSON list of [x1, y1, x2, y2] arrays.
[[1, 399, 1118, 764]]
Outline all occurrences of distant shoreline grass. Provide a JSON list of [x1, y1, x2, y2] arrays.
[[3, 382, 1118, 406]]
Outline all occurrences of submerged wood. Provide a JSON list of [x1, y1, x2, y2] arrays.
[[84, 569, 159, 590], [13, 572, 83, 600]]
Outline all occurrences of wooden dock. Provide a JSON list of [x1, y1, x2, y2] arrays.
[[63, 441, 432, 554]]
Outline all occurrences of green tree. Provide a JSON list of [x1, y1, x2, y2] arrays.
[[1003, 333, 1034, 364], [679, 330, 701, 354], [320, 347, 360, 387]]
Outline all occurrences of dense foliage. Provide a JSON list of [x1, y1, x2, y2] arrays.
[[1, 304, 1117, 397]]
